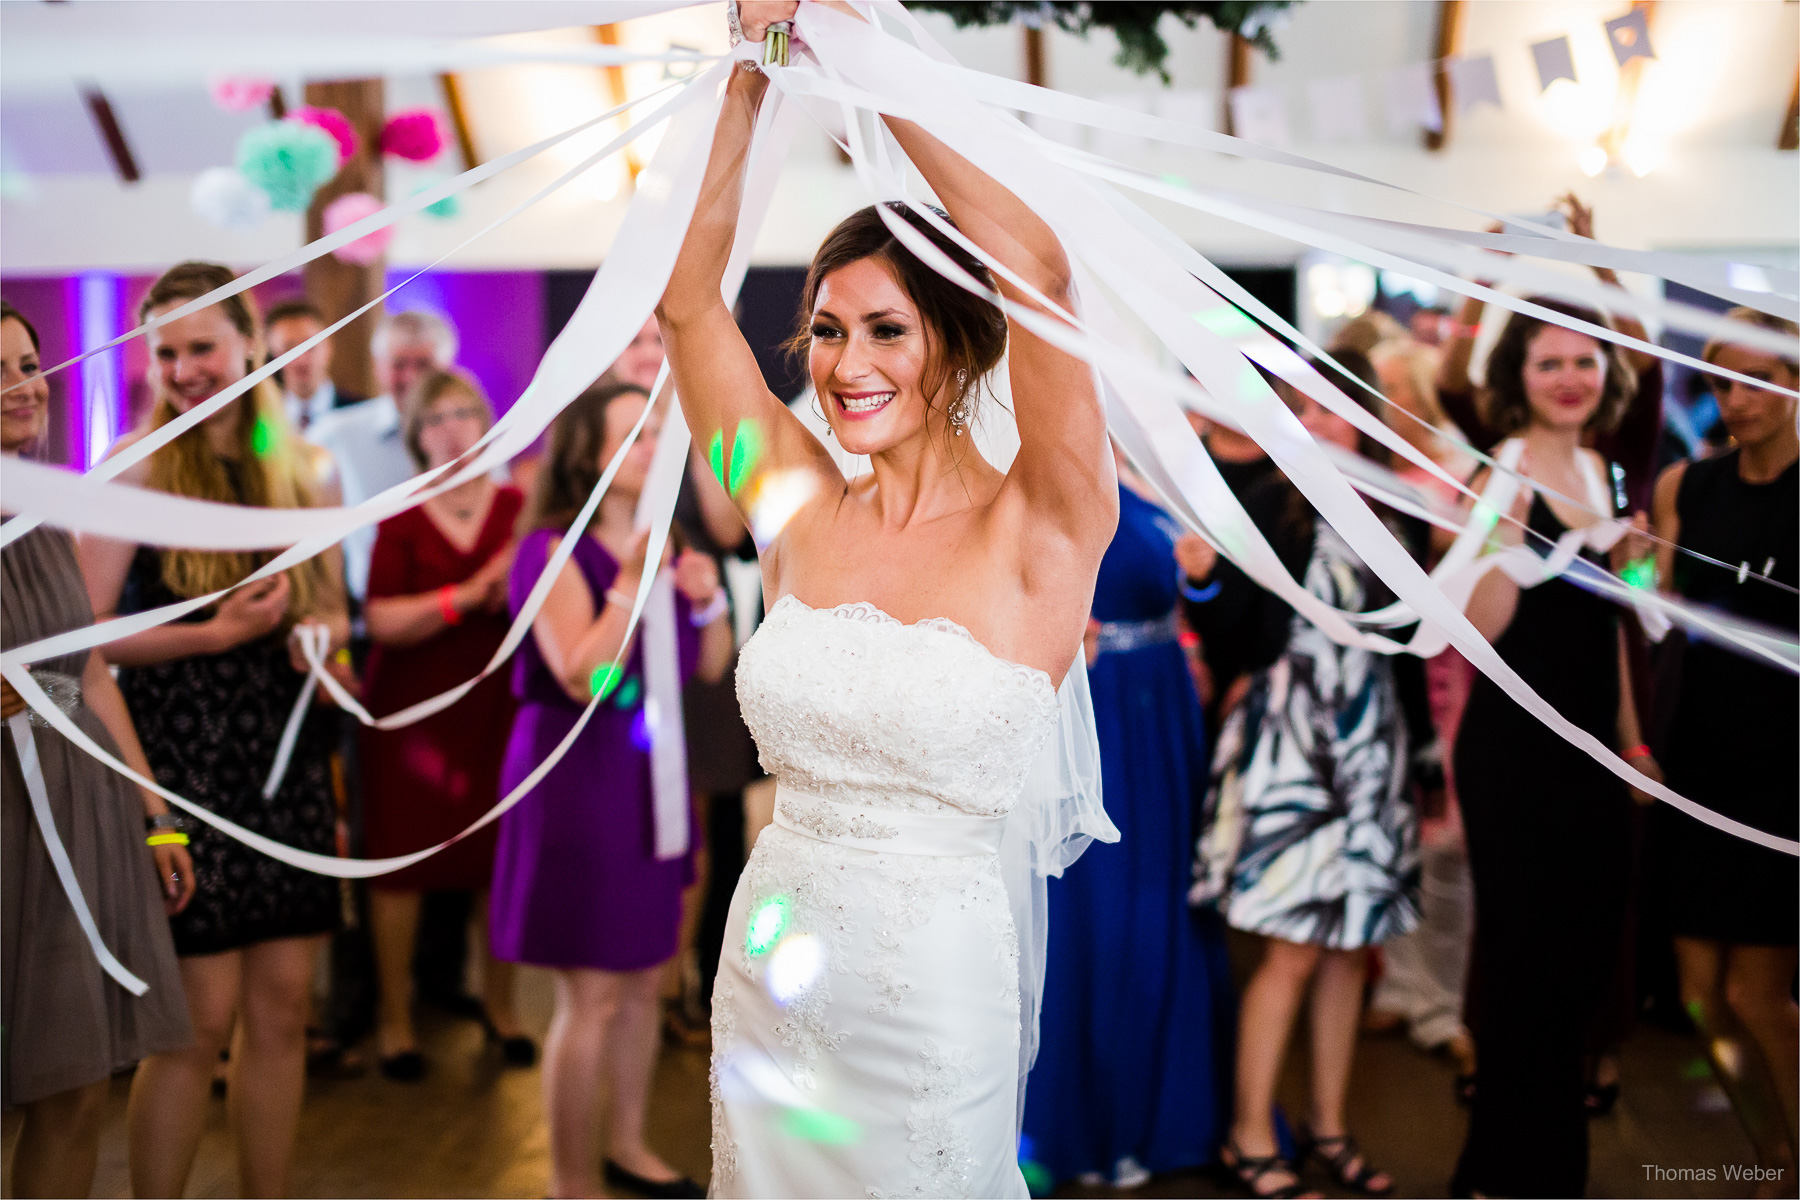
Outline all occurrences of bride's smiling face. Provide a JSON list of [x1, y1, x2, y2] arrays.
[[808, 256, 942, 457]]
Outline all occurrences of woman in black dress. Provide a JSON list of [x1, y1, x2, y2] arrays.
[[1649, 308, 1798, 1186], [1450, 301, 1661, 1198], [77, 264, 349, 1198]]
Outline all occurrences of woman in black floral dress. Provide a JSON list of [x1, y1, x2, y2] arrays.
[[78, 263, 349, 1198]]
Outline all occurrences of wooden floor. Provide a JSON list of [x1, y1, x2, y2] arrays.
[[1, 962, 1772, 1199]]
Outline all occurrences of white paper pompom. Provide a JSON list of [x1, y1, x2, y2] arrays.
[[191, 167, 273, 233]]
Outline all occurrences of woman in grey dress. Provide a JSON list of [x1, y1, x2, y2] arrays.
[[1, 300, 193, 1197]]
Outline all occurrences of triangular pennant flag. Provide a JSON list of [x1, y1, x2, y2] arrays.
[[1530, 35, 1578, 91], [1604, 9, 1655, 66], [1445, 53, 1503, 111], [1307, 76, 1368, 142], [1383, 62, 1443, 135], [1228, 86, 1291, 147]]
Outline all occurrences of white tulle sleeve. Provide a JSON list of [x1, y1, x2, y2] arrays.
[[999, 651, 1117, 1128]]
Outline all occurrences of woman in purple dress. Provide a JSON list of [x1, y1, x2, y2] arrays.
[[489, 379, 734, 1200]]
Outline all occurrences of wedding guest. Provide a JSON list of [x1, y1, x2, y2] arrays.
[[2, 299, 193, 1200], [1649, 309, 1799, 1184], [76, 263, 349, 1199], [1449, 301, 1659, 1199], [1362, 339, 1478, 1086], [310, 308, 459, 604], [1190, 372, 1420, 1200], [265, 299, 366, 434], [1024, 456, 1234, 1189], [359, 368, 530, 1080], [1437, 194, 1662, 512], [490, 380, 732, 1199]]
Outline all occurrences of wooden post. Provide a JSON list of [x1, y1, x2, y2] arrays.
[[303, 78, 385, 401], [1023, 26, 1046, 89], [593, 24, 642, 183], [438, 74, 480, 169], [1223, 34, 1251, 136], [1781, 68, 1798, 151], [1598, 1, 1657, 165], [1424, 0, 1466, 152]]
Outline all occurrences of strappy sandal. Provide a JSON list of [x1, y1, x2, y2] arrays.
[[1220, 1138, 1323, 1199], [1300, 1130, 1394, 1197]]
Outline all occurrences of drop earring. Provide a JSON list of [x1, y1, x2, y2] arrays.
[[811, 392, 834, 438], [948, 369, 970, 436]]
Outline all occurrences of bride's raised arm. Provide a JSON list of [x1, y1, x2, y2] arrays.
[[655, 58, 837, 522]]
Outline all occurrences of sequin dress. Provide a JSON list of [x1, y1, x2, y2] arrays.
[[115, 548, 339, 956]]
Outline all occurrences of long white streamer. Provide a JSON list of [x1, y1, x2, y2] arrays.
[[4, 713, 149, 995], [790, 4, 1799, 855]]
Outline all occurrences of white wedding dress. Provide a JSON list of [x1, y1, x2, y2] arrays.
[[710, 594, 1064, 1199]]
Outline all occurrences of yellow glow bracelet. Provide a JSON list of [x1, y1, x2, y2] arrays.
[[146, 831, 190, 848]]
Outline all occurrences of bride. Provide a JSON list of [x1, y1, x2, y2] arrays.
[[656, 2, 1115, 1195]]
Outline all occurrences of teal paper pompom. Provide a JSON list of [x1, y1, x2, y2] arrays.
[[236, 121, 339, 213], [410, 180, 460, 220]]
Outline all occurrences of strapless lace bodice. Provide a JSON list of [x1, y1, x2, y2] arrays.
[[736, 595, 1061, 819]]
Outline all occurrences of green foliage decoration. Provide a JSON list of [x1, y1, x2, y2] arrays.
[[907, 2, 1294, 81]]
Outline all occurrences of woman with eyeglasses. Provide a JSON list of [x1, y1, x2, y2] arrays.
[[358, 368, 529, 1081]]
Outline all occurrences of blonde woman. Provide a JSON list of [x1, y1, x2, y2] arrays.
[[77, 263, 349, 1198]]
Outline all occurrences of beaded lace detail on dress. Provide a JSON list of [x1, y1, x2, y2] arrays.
[[736, 595, 1059, 818]]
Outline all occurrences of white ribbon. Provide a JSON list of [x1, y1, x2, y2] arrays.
[[5, 712, 149, 995], [262, 622, 330, 800], [643, 569, 691, 861]]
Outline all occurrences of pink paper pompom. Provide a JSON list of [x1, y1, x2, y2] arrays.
[[209, 76, 276, 115], [322, 192, 395, 265], [379, 107, 448, 163], [291, 106, 360, 166]]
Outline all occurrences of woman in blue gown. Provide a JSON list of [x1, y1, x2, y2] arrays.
[[1022, 473, 1236, 1188]]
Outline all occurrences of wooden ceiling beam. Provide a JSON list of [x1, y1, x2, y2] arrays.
[[80, 87, 140, 184]]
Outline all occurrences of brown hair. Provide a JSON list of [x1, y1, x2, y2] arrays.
[[520, 379, 648, 533], [1, 300, 40, 352], [784, 202, 1007, 437], [401, 367, 494, 470], [136, 261, 328, 618], [1481, 298, 1635, 437], [265, 298, 325, 328], [1702, 307, 1799, 377]]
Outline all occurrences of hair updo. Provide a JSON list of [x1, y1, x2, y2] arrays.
[[786, 202, 1008, 430]]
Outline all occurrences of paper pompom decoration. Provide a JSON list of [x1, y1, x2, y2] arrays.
[[291, 106, 359, 166], [322, 192, 395, 264], [379, 107, 448, 162], [209, 76, 276, 114], [190, 167, 273, 232], [410, 179, 460, 220], [236, 120, 339, 213]]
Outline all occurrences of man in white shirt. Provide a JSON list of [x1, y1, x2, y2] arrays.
[[267, 300, 367, 433], [309, 308, 459, 604]]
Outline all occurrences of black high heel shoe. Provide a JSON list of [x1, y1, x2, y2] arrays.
[[476, 1008, 538, 1067], [379, 1050, 427, 1082], [602, 1158, 705, 1199]]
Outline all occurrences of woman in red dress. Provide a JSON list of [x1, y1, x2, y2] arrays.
[[360, 368, 529, 1079]]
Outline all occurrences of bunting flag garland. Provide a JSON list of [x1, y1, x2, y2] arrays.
[[1605, 8, 1656, 68], [1445, 53, 1503, 112], [1530, 34, 1580, 92]]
